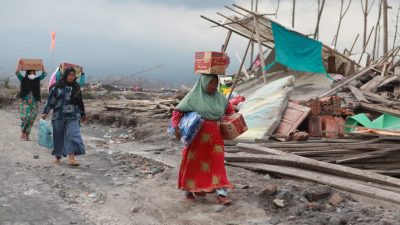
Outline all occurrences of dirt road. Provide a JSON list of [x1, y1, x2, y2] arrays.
[[1, 105, 400, 225], [0, 107, 268, 225]]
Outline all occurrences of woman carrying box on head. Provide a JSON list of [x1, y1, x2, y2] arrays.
[[42, 67, 86, 166], [15, 60, 47, 141], [171, 74, 235, 205]]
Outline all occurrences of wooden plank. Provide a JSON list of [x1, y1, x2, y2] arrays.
[[360, 76, 386, 92], [359, 102, 400, 117], [236, 143, 291, 156], [227, 162, 400, 204], [258, 138, 380, 148], [368, 169, 400, 176], [227, 148, 400, 187], [319, 64, 377, 98], [273, 101, 311, 141], [378, 75, 400, 88], [334, 147, 400, 164], [348, 85, 370, 103]]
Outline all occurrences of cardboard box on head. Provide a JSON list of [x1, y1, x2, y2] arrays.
[[194, 52, 229, 75], [19, 59, 43, 71]]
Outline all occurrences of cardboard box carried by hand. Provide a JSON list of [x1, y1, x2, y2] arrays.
[[220, 113, 248, 140]]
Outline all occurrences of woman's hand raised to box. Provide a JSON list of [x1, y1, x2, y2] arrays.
[[41, 64, 46, 73], [15, 59, 21, 74]]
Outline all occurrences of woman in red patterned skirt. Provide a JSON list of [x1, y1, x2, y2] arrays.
[[171, 74, 234, 205]]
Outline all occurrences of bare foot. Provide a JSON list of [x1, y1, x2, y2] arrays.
[[25, 135, 31, 141], [20, 133, 26, 140], [53, 159, 60, 165]]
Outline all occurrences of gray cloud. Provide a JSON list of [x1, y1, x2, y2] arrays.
[[0, 0, 398, 86]]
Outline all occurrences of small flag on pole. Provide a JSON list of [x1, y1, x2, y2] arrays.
[[50, 32, 56, 50]]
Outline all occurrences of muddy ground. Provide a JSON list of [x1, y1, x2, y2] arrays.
[[1, 100, 400, 225]]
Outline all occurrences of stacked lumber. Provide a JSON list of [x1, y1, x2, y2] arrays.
[[225, 143, 400, 205], [247, 137, 400, 176]]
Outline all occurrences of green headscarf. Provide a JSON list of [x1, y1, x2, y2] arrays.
[[176, 74, 228, 120]]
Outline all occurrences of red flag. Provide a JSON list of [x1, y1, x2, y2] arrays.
[[50, 32, 56, 50]]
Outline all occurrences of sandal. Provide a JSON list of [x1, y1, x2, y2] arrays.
[[185, 193, 196, 202], [216, 195, 232, 205], [193, 192, 206, 198]]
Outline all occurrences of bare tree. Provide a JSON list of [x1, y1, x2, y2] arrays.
[[360, 0, 376, 48], [292, 0, 296, 28], [372, 0, 382, 60], [393, 4, 400, 50], [333, 0, 352, 48], [275, 0, 281, 19], [314, 0, 326, 40], [382, 0, 389, 54]]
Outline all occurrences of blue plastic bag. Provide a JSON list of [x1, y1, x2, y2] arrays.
[[168, 112, 204, 147], [38, 119, 53, 149]]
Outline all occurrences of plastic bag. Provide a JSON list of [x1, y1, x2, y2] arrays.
[[167, 112, 204, 147], [38, 119, 53, 149]]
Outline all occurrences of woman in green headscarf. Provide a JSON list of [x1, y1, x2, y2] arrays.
[[171, 74, 234, 205]]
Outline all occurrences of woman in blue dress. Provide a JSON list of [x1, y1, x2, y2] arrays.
[[42, 67, 86, 166]]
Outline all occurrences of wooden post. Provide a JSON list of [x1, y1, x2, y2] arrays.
[[254, 15, 267, 84], [227, 29, 255, 100], [348, 33, 359, 55], [221, 30, 232, 53], [358, 26, 375, 64]]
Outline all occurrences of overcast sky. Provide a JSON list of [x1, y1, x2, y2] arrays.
[[0, 0, 399, 85]]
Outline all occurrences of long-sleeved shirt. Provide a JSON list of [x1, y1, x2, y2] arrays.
[[171, 103, 235, 128], [43, 85, 85, 120], [16, 71, 47, 101]]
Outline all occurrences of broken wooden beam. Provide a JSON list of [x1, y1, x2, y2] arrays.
[[348, 85, 370, 103]]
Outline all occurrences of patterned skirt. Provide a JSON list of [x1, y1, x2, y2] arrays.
[[19, 97, 38, 134], [178, 120, 233, 192]]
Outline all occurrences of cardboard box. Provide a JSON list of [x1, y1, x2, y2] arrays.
[[19, 59, 43, 71], [60, 63, 83, 77], [194, 51, 229, 75], [220, 113, 248, 140]]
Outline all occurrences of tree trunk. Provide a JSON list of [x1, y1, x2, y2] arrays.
[[392, 5, 400, 50], [383, 0, 389, 54], [363, 0, 368, 48], [333, 0, 352, 48], [314, 0, 326, 40], [292, 0, 296, 28], [372, 0, 382, 60], [275, 0, 280, 19]]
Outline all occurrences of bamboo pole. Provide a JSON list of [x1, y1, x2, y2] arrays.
[[226, 29, 255, 100], [254, 15, 268, 84], [200, 15, 273, 49]]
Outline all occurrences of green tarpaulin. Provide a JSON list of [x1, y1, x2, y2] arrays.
[[264, 21, 330, 79], [345, 113, 400, 132]]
